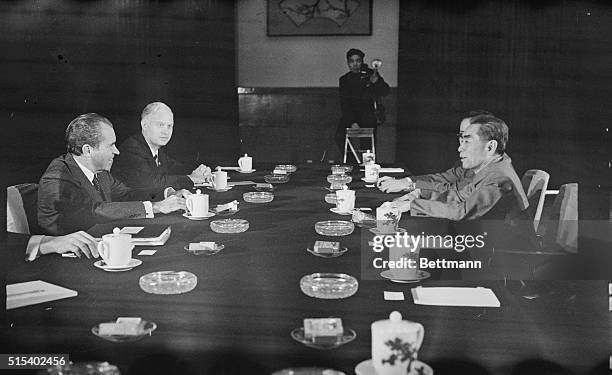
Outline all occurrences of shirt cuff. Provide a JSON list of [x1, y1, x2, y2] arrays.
[[26, 235, 45, 261], [143, 201, 154, 218], [164, 187, 176, 199]]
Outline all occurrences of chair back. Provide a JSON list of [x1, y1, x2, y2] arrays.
[[345, 128, 374, 137], [343, 128, 375, 164], [7, 183, 40, 234], [521, 169, 550, 231], [540, 183, 578, 253]]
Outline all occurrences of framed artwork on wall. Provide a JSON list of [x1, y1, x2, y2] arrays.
[[267, 0, 372, 36]]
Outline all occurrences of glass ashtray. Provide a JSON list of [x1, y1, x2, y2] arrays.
[[264, 174, 290, 184], [307, 247, 348, 258], [325, 193, 338, 204], [210, 219, 249, 233], [184, 243, 224, 255], [315, 220, 355, 236], [41, 362, 121, 375], [139, 271, 197, 295], [255, 183, 274, 192], [275, 164, 297, 173], [92, 321, 157, 343], [331, 164, 353, 175], [291, 327, 357, 350], [243, 191, 274, 203], [327, 174, 352, 189], [300, 273, 359, 299]]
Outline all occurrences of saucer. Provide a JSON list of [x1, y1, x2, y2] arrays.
[[355, 359, 433, 375], [206, 186, 233, 192], [369, 227, 407, 235], [330, 207, 353, 215], [183, 212, 216, 220], [380, 269, 431, 283], [361, 177, 378, 183], [184, 243, 225, 255], [237, 169, 256, 174], [290, 327, 356, 350], [307, 247, 348, 258], [94, 259, 142, 272]]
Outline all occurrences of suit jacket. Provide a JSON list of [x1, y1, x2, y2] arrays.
[[38, 153, 165, 235], [112, 133, 192, 189], [412, 162, 473, 194], [410, 153, 529, 221], [339, 70, 390, 129]]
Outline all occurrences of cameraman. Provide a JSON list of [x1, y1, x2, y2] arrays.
[[336, 48, 390, 160]]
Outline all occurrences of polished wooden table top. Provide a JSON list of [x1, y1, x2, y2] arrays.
[[4, 166, 609, 375]]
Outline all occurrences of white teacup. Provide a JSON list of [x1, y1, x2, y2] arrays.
[[97, 233, 133, 267], [388, 240, 420, 280], [186, 190, 209, 217], [238, 154, 252, 172], [211, 171, 228, 190], [336, 188, 355, 212], [376, 203, 402, 233], [372, 311, 424, 375], [365, 163, 380, 182]]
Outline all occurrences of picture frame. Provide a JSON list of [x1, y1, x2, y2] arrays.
[[267, 0, 372, 36]]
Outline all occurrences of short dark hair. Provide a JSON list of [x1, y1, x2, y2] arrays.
[[65, 113, 113, 155], [469, 114, 509, 155], [467, 109, 493, 119], [346, 48, 365, 60]]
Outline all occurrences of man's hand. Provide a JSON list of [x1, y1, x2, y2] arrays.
[[370, 69, 379, 84], [152, 195, 186, 214], [350, 122, 360, 129], [170, 189, 192, 198], [378, 177, 414, 193], [188, 164, 212, 184], [39, 231, 99, 259], [388, 200, 411, 213]]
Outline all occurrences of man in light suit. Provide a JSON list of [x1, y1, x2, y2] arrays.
[[381, 115, 529, 220], [38, 113, 186, 235], [112, 102, 211, 189]]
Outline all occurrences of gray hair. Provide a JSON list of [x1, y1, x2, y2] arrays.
[[469, 114, 509, 155], [141, 102, 172, 122], [65, 113, 113, 155]]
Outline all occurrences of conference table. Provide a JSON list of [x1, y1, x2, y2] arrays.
[[4, 165, 609, 375]]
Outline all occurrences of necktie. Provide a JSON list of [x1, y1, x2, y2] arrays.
[[92, 174, 107, 201], [154, 154, 160, 167]]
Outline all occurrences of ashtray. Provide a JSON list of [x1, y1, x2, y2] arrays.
[[291, 327, 357, 350], [327, 174, 352, 189], [324, 193, 338, 204], [314, 220, 355, 236], [275, 164, 297, 173], [243, 191, 274, 203], [264, 174, 290, 184], [91, 321, 157, 342], [307, 247, 348, 258], [139, 271, 197, 295], [210, 219, 249, 233], [184, 243, 225, 255], [300, 273, 359, 299], [255, 183, 274, 192], [331, 164, 353, 175], [43, 361, 121, 375]]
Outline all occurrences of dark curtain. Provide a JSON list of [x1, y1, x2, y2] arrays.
[[397, 1, 611, 192], [1, 0, 239, 185]]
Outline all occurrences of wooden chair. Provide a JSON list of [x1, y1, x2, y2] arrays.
[[521, 169, 550, 232], [343, 128, 375, 164]]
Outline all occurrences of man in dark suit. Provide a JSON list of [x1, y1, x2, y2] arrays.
[[38, 113, 187, 236], [112, 102, 211, 189]]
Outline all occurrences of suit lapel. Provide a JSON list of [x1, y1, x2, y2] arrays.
[[137, 133, 160, 169], [65, 154, 105, 203]]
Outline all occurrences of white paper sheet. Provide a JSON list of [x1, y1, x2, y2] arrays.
[[7, 280, 77, 310], [411, 286, 500, 307]]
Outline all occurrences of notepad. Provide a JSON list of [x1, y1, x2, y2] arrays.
[[7, 280, 77, 310], [411, 286, 500, 307]]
